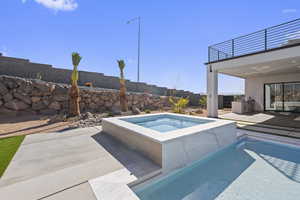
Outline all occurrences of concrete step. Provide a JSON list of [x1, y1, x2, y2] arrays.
[[236, 122, 300, 139]]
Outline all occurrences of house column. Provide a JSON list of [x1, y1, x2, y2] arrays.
[[207, 65, 218, 118]]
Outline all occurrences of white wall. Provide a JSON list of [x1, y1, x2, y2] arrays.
[[245, 73, 300, 111], [207, 67, 218, 117]]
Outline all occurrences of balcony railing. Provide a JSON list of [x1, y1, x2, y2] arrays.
[[208, 18, 300, 63]]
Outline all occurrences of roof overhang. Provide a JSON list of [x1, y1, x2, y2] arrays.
[[206, 45, 300, 78]]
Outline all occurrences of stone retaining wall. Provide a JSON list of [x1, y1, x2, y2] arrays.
[[0, 55, 201, 105], [0, 75, 171, 115]]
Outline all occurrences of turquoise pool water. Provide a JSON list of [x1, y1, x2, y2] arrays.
[[135, 138, 300, 200], [122, 114, 213, 132]]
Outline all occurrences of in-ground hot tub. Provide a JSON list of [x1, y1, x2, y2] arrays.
[[102, 113, 236, 172]]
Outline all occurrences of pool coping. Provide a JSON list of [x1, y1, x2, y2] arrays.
[[89, 168, 140, 200], [102, 113, 235, 143], [89, 168, 161, 200]]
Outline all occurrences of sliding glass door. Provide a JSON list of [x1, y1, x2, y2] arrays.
[[264, 82, 300, 113], [284, 83, 300, 112], [264, 83, 283, 111]]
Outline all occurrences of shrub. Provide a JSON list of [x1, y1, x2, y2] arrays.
[[107, 112, 114, 117], [199, 96, 207, 109], [145, 109, 151, 114], [169, 97, 189, 114]]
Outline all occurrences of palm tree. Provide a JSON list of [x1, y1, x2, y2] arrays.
[[117, 60, 128, 112], [69, 52, 82, 116]]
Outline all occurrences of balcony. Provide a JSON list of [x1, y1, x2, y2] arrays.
[[207, 18, 300, 63]]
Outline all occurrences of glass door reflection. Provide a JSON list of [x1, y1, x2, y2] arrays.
[[265, 83, 283, 111], [284, 83, 300, 112]]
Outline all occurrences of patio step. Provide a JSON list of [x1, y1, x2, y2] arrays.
[[236, 121, 300, 139]]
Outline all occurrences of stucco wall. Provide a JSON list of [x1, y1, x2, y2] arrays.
[[245, 73, 300, 111]]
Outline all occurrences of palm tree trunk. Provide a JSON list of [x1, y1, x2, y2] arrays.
[[69, 82, 80, 116], [120, 79, 128, 112]]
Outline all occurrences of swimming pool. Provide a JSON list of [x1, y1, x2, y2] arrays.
[[121, 114, 213, 132], [134, 137, 300, 200]]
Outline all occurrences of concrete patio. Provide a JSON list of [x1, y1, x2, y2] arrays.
[[0, 126, 160, 200]]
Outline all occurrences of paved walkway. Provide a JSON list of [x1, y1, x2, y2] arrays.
[[0, 126, 160, 200]]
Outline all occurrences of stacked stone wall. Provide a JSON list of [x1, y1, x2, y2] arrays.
[[0, 75, 171, 115]]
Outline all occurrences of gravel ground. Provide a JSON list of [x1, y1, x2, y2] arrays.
[[0, 115, 72, 139], [0, 108, 231, 138]]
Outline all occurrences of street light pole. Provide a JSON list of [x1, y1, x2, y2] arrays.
[[137, 16, 141, 83], [127, 16, 141, 83]]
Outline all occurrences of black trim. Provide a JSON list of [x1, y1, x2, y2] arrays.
[[205, 42, 300, 65], [210, 18, 300, 48], [206, 18, 300, 64]]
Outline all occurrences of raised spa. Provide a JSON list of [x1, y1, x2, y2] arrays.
[[102, 113, 236, 172], [121, 114, 213, 132]]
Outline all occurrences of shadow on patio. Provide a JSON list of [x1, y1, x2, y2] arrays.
[[92, 132, 161, 179]]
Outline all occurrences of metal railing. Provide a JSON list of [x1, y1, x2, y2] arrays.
[[208, 18, 300, 63]]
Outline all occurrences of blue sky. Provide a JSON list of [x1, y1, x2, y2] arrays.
[[1, 0, 299, 94]]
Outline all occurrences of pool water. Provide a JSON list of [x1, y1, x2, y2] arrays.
[[135, 138, 300, 200], [122, 114, 213, 132]]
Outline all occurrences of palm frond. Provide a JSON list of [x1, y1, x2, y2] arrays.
[[72, 52, 82, 67]]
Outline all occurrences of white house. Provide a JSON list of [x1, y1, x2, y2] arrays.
[[206, 18, 300, 117]]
